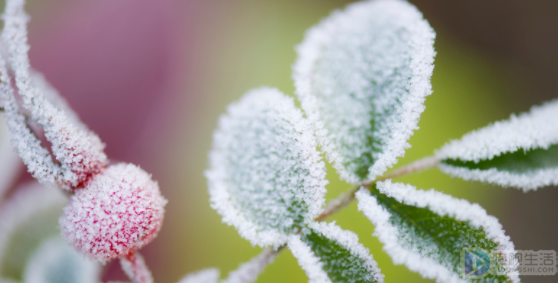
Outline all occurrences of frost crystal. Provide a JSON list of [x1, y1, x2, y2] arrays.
[[288, 222, 384, 283], [356, 181, 519, 283], [436, 99, 558, 191], [178, 269, 220, 283], [59, 163, 167, 262], [120, 253, 153, 283], [0, 0, 108, 192], [206, 87, 327, 247], [23, 237, 100, 283], [294, 0, 435, 183]]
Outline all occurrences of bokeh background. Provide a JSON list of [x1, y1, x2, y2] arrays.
[[3, 0, 557, 282]]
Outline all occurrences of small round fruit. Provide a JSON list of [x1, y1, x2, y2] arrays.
[[60, 163, 167, 262]]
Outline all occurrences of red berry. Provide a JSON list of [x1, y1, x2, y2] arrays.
[[59, 163, 167, 262]]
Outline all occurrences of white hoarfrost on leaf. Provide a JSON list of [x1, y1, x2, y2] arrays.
[[178, 269, 220, 283], [59, 163, 167, 262], [356, 181, 519, 283], [1, 0, 108, 192], [288, 222, 384, 283], [294, 0, 436, 183], [436, 99, 558, 191], [221, 249, 276, 283], [288, 235, 331, 283], [206, 87, 327, 247], [22, 237, 100, 283]]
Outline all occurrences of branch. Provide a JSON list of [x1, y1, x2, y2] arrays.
[[316, 156, 439, 221], [120, 252, 153, 283], [245, 156, 440, 280]]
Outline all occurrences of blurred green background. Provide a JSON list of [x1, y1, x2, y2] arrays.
[[8, 0, 558, 282]]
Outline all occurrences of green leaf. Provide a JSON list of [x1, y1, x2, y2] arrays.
[[206, 87, 327, 247], [293, 0, 435, 183], [436, 99, 558, 191], [356, 181, 519, 283], [23, 237, 100, 283], [288, 222, 384, 283]]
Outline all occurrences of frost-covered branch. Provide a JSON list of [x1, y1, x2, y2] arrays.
[[120, 252, 153, 283], [229, 155, 439, 280], [316, 156, 439, 222]]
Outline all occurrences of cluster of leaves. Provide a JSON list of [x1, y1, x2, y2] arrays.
[[0, 0, 556, 283], [201, 0, 558, 282]]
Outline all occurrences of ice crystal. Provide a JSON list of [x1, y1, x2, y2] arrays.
[[294, 0, 435, 183], [120, 253, 153, 283], [59, 163, 167, 262], [436, 99, 558, 191], [356, 181, 519, 283], [206, 87, 327, 247], [1, 0, 108, 192]]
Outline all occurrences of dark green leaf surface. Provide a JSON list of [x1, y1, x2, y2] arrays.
[[443, 144, 558, 173], [289, 222, 384, 283], [436, 99, 558, 191], [357, 182, 518, 283]]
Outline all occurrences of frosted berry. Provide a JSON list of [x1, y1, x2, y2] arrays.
[[59, 163, 167, 262]]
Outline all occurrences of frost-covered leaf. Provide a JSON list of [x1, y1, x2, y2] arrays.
[[436, 100, 558, 191], [206, 87, 327, 247], [0, 182, 66, 281], [288, 222, 384, 283], [178, 269, 220, 283], [356, 181, 519, 283], [294, 0, 435, 183], [221, 249, 276, 283], [23, 237, 100, 283], [1, 0, 108, 192]]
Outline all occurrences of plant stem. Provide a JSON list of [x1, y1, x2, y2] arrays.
[[120, 252, 154, 283], [316, 155, 439, 221], [251, 156, 440, 278]]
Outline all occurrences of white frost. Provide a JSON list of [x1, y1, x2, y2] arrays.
[[306, 222, 384, 283], [294, 0, 435, 183], [178, 269, 220, 283], [438, 164, 558, 192], [436, 99, 558, 162], [1, 0, 108, 191], [120, 253, 153, 283], [288, 235, 331, 283], [356, 181, 519, 283], [221, 249, 276, 283], [436, 99, 558, 191], [23, 237, 100, 283], [206, 87, 327, 247]]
